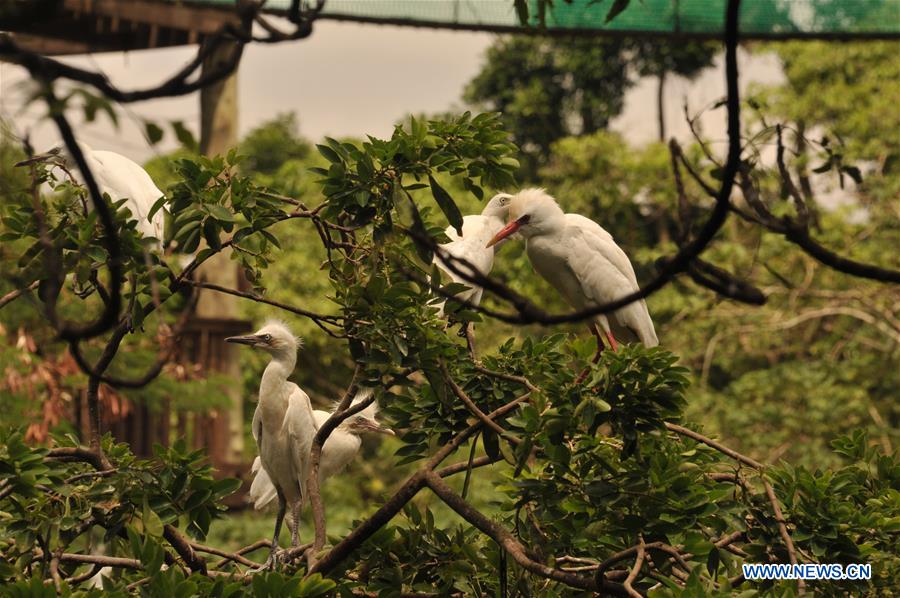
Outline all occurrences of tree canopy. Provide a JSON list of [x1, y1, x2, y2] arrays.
[[0, 7, 898, 596]]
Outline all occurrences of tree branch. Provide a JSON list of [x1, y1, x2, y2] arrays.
[[0, 281, 39, 310], [424, 470, 627, 595]]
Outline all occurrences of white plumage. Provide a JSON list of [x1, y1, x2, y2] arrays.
[[226, 321, 316, 566], [248, 388, 391, 510], [24, 142, 166, 247], [433, 193, 512, 312], [80, 145, 165, 244], [488, 188, 658, 350]]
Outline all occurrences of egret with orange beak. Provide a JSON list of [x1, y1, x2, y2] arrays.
[[433, 192, 513, 315], [487, 189, 658, 360]]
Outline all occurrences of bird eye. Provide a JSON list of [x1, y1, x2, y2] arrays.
[[263, 334, 272, 341]]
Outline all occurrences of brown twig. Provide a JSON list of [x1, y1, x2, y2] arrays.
[[439, 360, 519, 443], [763, 480, 804, 594], [0, 281, 39, 310], [622, 539, 646, 598]]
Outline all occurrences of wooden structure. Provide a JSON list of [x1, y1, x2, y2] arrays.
[[4, 0, 242, 56], [4, 0, 252, 502]]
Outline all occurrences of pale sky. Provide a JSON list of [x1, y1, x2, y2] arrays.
[[0, 20, 783, 163]]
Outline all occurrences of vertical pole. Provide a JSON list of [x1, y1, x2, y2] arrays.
[[194, 38, 244, 465]]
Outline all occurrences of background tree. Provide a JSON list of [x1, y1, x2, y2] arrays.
[[464, 36, 631, 174], [630, 40, 718, 140], [464, 36, 717, 174]]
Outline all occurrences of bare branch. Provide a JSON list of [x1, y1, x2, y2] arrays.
[[0, 281, 39, 310], [622, 539, 645, 598], [164, 525, 207, 575], [665, 422, 764, 469], [184, 279, 345, 337], [763, 480, 804, 594]]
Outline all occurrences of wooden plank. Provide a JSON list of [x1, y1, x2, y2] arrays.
[[65, 0, 241, 34]]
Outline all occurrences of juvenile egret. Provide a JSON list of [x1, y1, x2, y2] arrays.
[[248, 389, 393, 516], [226, 321, 316, 567], [21, 142, 165, 247], [487, 188, 658, 355], [433, 193, 513, 314]]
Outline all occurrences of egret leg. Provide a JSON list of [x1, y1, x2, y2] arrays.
[[259, 492, 287, 571], [290, 502, 301, 547], [463, 323, 479, 362], [604, 329, 619, 352]]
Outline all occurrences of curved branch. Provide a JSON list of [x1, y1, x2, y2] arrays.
[[784, 226, 900, 283], [50, 103, 123, 343], [424, 470, 627, 595], [164, 525, 207, 575], [68, 287, 198, 388]]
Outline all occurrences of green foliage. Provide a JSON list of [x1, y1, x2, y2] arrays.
[[0, 431, 238, 585], [464, 36, 716, 173], [238, 113, 311, 177], [1, 34, 898, 594], [755, 41, 900, 164]]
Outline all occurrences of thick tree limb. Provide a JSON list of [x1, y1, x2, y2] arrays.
[[164, 525, 207, 575]]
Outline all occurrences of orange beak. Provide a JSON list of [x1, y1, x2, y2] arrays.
[[486, 219, 523, 248]]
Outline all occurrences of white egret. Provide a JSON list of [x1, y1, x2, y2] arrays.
[[21, 142, 165, 248], [248, 389, 393, 515], [433, 193, 513, 315], [226, 321, 316, 567], [487, 188, 658, 356]]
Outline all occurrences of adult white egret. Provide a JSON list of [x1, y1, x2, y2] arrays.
[[21, 142, 165, 247], [487, 188, 658, 355], [433, 192, 512, 315], [226, 321, 316, 568], [248, 389, 393, 516]]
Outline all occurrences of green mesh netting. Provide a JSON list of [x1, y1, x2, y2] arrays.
[[223, 0, 900, 37]]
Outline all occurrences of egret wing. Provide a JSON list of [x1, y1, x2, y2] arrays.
[[565, 225, 658, 346], [565, 214, 638, 286], [285, 385, 316, 499], [248, 456, 278, 509]]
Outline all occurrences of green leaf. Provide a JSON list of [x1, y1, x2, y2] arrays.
[[148, 195, 168, 220], [707, 546, 720, 576], [316, 144, 342, 164], [605, 0, 631, 23], [172, 120, 198, 152], [142, 498, 164, 537], [429, 174, 463, 236], [208, 204, 237, 223], [482, 429, 500, 461], [145, 121, 164, 145]]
